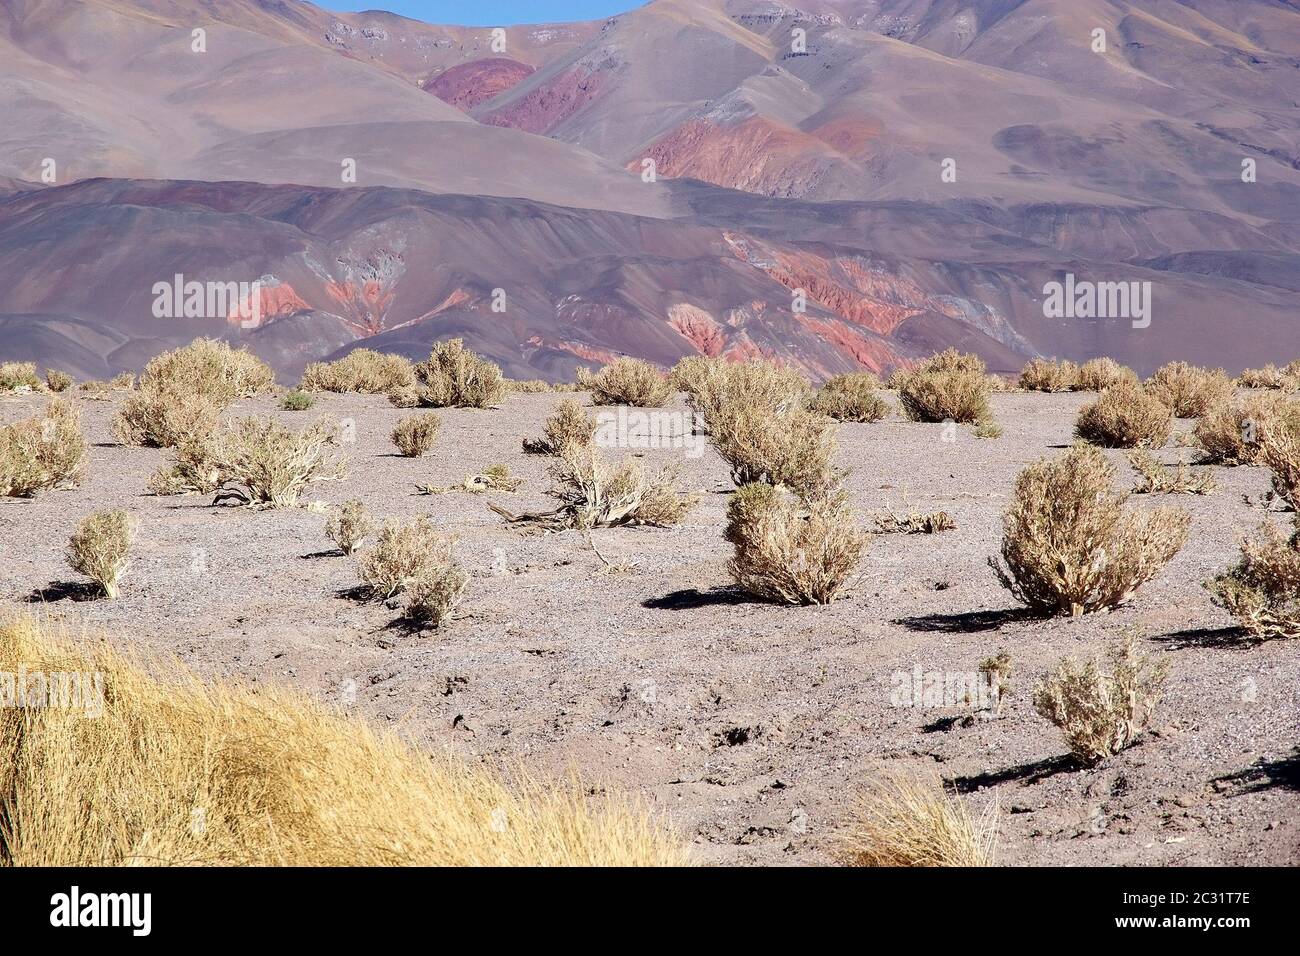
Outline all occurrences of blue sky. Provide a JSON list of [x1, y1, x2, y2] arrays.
[[328, 2, 642, 27]]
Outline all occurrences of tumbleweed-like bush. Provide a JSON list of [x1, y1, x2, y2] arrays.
[[711, 405, 840, 497], [149, 417, 345, 507], [578, 358, 674, 407], [389, 339, 505, 410], [112, 385, 223, 448], [522, 398, 597, 455], [391, 412, 442, 457], [0, 399, 86, 497], [493, 444, 696, 531], [1194, 394, 1300, 466], [809, 372, 889, 422], [281, 389, 315, 411], [138, 338, 275, 402], [1145, 361, 1234, 418], [0, 361, 41, 391], [357, 517, 463, 603], [44, 370, 73, 393], [299, 349, 415, 393], [837, 774, 997, 867], [1207, 520, 1300, 641], [668, 355, 728, 396], [1237, 364, 1296, 391], [1256, 411, 1300, 511], [325, 499, 376, 556], [0, 615, 686, 866], [66, 509, 136, 599], [1126, 451, 1216, 495], [724, 482, 866, 605], [1074, 357, 1139, 392], [1032, 634, 1170, 764], [1074, 382, 1172, 448], [1019, 358, 1078, 393], [687, 359, 810, 428], [896, 350, 992, 425], [991, 444, 1190, 616]]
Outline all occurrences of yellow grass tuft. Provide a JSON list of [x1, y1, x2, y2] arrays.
[[837, 773, 997, 867]]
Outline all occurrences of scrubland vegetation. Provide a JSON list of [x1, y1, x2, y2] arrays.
[[4, 343, 1298, 868]]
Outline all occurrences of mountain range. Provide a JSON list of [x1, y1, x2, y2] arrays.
[[1, 0, 1297, 380]]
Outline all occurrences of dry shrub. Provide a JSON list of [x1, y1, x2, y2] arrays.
[[0, 361, 40, 391], [325, 499, 375, 556], [357, 517, 467, 622], [1075, 382, 1172, 448], [1195, 394, 1300, 466], [523, 399, 596, 455], [1127, 450, 1216, 495], [711, 405, 840, 497], [1257, 412, 1300, 511], [150, 417, 345, 507], [1207, 521, 1300, 641], [391, 339, 505, 410], [810, 372, 889, 422], [504, 378, 552, 394], [578, 358, 673, 407], [0, 614, 685, 866], [299, 349, 415, 393], [1074, 357, 1138, 392], [991, 444, 1189, 616], [669, 355, 727, 395], [391, 412, 442, 457], [1019, 357, 1078, 392], [66, 509, 136, 599], [896, 350, 991, 424], [78, 373, 134, 399], [837, 774, 996, 867], [139, 338, 274, 402], [724, 483, 865, 605], [112, 385, 222, 448], [0, 399, 86, 497], [687, 359, 809, 425], [44, 370, 72, 393], [1032, 634, 1169, 764], [1145, 361, 1234, 418], [494, 444, 695, 530], [1237, 364, 1297, 391]]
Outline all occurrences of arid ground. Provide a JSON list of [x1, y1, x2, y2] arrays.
[[2, 387, 1296, 866]]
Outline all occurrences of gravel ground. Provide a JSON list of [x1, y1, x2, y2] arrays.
[[1, 388, 1296, 866]]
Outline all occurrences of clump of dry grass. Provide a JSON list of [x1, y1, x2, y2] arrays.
[[724, 483, 866, 605], [1033, 634, 1169, 764], [1127, 450, 1216, 495], [78, 373, 135, 399], [0, 361, 41, 391], [0, 399, 86, 498], [979, 652, 1013, 713], [1075, 382, 1172, 448], [150, 417, 345, 507], [809, 372, 889, 422], [418, 464, 523, 496], [1019, 357, 1078, 392], [896, 350, 992, 425], [325, 499, 375, 556], [1195, 394, 1300, 466], [299, 349, 415, 393], [1207, 521, 1300, 641], [522, 399, 597, 455], [837, 773, 997, 867], [391, 412, 442, 457], [1237, 364, 1297, 391], [389, 339, 505, 410], [0, 614, 686, 866], [873, 510, 956, 534], [504, 378, 552, 394], [280, 389, 314, 411], [578, 358, 673, 407], [1145, 361, 1234, 418], [1074, 357, 1138, 392], [66, 509, 136, 599], [991, 444, 1190, 616], [44, 370, 72, 393], [494, 444, 696, 531]]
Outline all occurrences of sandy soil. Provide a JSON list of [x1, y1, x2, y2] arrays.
[[1, 388, 1296, 866]]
